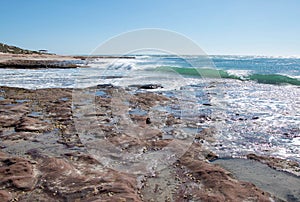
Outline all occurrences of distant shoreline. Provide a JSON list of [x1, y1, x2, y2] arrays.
[[0, 53, 135, 69], [0, 53, 81, 69]]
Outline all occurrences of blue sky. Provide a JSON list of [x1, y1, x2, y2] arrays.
[[1, 0, 300, 56]]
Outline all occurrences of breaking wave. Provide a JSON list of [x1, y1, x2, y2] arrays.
[[155, 66, 300, 86]]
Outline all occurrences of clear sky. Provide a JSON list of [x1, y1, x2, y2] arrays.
[[1, 0, 300, 56]]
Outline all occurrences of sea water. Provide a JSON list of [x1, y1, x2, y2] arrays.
[[0, 55, 299, 162]]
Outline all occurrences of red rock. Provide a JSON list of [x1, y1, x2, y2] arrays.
[[178, 146, 271, 202], [130, 92, 169, 109], [0, 190, 12, 202], [247, 153, 300, 176], [3, 131, 39, 141], [0, 157, 37, 190], [40, 158, 75, 176], [0, 104, 29, 127], [64, 152, 99, 164], [0, 151, 7, 158], [37, 157, 141, 201], [15, 116, 50, 132]]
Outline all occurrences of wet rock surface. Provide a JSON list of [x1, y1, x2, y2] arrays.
[[212, 158, 300, 202], [0, 190, 12, 202], [0, 154, 37, 191], [247, 153, 300, 177], [0, 85, 296, 201]]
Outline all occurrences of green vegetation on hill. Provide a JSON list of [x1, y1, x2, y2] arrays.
[[0, 43, 40, 54]]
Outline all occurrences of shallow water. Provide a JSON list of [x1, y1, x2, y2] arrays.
[[0, 55, 300, 164], [205, 80, 300, 162], [212, 158, 300, 202]]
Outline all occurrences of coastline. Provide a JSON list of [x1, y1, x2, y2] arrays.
[[1, 0, 299, 200], [0, 53, 82, 69], [0, 85, 299, 201], [0, 53, 136, 69], [1, 54, 300, 201]]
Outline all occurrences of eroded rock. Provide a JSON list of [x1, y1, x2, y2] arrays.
[[16, 116, 51, 132], [0, 104, 29, 127], [176, 145, 272, 202], [37, 157, 141, 201], [247, 153, 300, 176], [0, 86, 283, 201], [0, 156, 37, 191], [0, 190, 12, 202]]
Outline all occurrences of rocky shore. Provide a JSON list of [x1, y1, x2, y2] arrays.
[[0, 85, 298, 201], [0, 53, 137, 69], [0, 53, 84, 69]]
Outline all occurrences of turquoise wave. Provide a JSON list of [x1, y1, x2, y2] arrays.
[[248, 74, 300, 85], [156, 66, 300, 86]]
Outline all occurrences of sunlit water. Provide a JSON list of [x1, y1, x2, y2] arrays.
[[0, 55, 299, 162]]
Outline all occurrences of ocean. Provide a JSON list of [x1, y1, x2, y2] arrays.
[[1, 55, 300, 162]]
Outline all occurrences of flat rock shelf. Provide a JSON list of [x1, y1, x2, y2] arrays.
[[0, 85, 296, 202], [212, 158, 300, 202]]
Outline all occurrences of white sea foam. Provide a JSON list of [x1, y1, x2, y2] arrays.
[[226, 69, 252, 77], [135, 55, 151, 59], [292, 137, 300, 146], [290, 75, 300, 79], [205, 79, 300, 162]]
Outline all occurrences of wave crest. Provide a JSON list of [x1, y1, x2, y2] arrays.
[[156, 66, 300, 86]]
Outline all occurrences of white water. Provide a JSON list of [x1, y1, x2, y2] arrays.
[[1, 57, 300, 163]]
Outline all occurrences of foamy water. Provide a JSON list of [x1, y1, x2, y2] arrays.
[[205, 80, 300, 162], [0, 55, 300, 162]]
